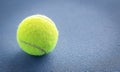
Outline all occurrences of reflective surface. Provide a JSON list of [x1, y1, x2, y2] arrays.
[[1, 0, 120, 72]]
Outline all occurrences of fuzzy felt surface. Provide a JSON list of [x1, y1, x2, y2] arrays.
[[17, 15, 58, 56]]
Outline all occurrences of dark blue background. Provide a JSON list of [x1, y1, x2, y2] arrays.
[[1, 0, 120, 72]]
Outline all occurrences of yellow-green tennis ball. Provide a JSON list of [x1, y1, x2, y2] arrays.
[[17, 14, 59, 56]]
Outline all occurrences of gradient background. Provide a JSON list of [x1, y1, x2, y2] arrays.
[[1, 0, 120, 72]]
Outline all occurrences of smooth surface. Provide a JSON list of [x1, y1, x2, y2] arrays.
[[1, 0, 120, 72]]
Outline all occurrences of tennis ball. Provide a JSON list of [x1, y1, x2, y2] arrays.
[[17, 14, 59, 56]]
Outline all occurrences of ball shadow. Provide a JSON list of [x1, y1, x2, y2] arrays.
[[6, 51, 54, 72]]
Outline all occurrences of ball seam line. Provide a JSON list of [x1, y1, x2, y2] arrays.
[[20, 40, 46, 54]]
